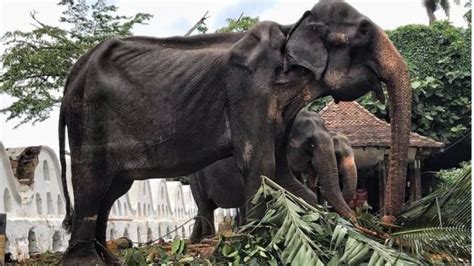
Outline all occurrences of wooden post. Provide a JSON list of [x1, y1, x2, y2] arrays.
[[414, 158, 422, 200], [184, 11, 209, 36], [378, 155, 388, 211], [0, 213, 6, 266], [407, 161, 415, 202]]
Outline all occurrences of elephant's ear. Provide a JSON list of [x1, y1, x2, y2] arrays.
[[286, 11, 328, 80], [230, 21, 286, 72]]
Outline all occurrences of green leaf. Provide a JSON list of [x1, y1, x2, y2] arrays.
[[171, 239, 180, 254], [178, 256, 195, 263], [222, 244, 232, 256], [411, 80, 421, 89]]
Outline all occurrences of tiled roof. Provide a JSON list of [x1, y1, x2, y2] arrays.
[[319, 101, 444, 149]]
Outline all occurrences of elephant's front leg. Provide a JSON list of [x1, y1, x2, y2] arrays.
[[228, 98, 277, 217]]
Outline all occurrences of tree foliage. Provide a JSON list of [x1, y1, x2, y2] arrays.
[[388, 21, 471, 143], [423, 0, 451, 24], [217, 16, 259, 33], [436, 160, 471, 188], [0, 0, 151, 125]]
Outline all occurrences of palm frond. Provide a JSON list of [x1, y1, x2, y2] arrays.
[[398, 165, 471, 229], [392, 165, 471, 262], [237, 176, 423, 265], [390, 227, 470, 261]]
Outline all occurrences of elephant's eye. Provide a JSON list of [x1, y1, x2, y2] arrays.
[[358, 19, 370, 36], [309, 22, 328, 36]]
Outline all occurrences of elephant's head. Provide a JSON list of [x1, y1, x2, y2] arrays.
[[285, 1, 411, 220], [333, 133, 357, 203], [287, 110, 355, 219]]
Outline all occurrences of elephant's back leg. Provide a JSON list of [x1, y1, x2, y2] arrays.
[[190, 201, 217, 243], [189, 171, 217, 243], [63, 163, 115, 265], [94, 178, 133, 263], [199, 200, 217, 241]]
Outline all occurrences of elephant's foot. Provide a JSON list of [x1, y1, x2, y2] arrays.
[[190, 219, 203, 244], [95, 241, 122, 265], [63, 240, 106, 266], [189, 233, 203, 244]]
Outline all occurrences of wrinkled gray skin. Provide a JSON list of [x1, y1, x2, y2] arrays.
[[287, 110, 357, 204], [189, 110, 357, 243], [59, 1, 411, 264]]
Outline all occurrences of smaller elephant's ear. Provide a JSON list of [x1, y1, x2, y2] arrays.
[[286, 11, 328, 80], [230, 22, 286, 72]]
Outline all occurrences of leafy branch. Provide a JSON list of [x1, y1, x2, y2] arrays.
[[0, 0, 152, 126]]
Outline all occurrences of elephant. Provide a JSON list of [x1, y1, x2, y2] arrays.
[[287, 110, 357, 204], [189, 109, 358, 243], [59, 1, 411, 264]]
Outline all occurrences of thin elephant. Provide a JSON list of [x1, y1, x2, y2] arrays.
[[189, 110, 357, 243], [59, 1, 411, 264]]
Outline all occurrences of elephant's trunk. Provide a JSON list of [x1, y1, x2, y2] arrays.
[[338, 153, 357, 203], [312, 136, 355, 220], [276, 172, 319, 207], [373, 29, 412, 223]]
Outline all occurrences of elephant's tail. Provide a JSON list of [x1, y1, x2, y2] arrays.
[[59, 107, 73, 233]]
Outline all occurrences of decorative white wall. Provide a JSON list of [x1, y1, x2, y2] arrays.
[[0, 142, 202, 261]]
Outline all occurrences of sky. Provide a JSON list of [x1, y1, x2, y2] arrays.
[[0, 0, 470, 155]]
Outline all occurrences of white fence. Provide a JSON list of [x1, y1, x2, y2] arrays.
[[0, 142, 205, 261]]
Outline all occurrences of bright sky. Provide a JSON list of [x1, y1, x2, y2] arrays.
[[0, 0, 470, 155]]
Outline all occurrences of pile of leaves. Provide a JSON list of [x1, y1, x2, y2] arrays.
[[212, 177, 421, 265], [115, 176, 422, 265]]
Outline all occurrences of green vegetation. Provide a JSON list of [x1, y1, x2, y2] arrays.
[[389, 21, 471, 144], [394, 164, 471, 262], [215, 176, 422, 265], [0, 0, 151, 125], [436, 160, 471, 188], [217, 16, 259, 33]]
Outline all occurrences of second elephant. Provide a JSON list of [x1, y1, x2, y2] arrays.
[[288, 111, 357, 204], [189, 110, 357, 243]]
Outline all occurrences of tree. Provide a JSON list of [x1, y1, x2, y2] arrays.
[[422, 0, 467, 25], [423, 0, 451, 25], [216, 15, 259, 33], [0, 0, 151, 126]]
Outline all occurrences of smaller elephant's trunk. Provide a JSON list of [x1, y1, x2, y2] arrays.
[[276, 173, 319, 207], [312, 138, 355, 220], [338, 154, 357, 203]]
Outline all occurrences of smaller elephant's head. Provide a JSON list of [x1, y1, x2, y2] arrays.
[[287, 110, 354, 219]]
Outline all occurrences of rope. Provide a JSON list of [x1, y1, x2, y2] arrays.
[[439, 131, 471, 153], [132, 215, 215, 246]]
